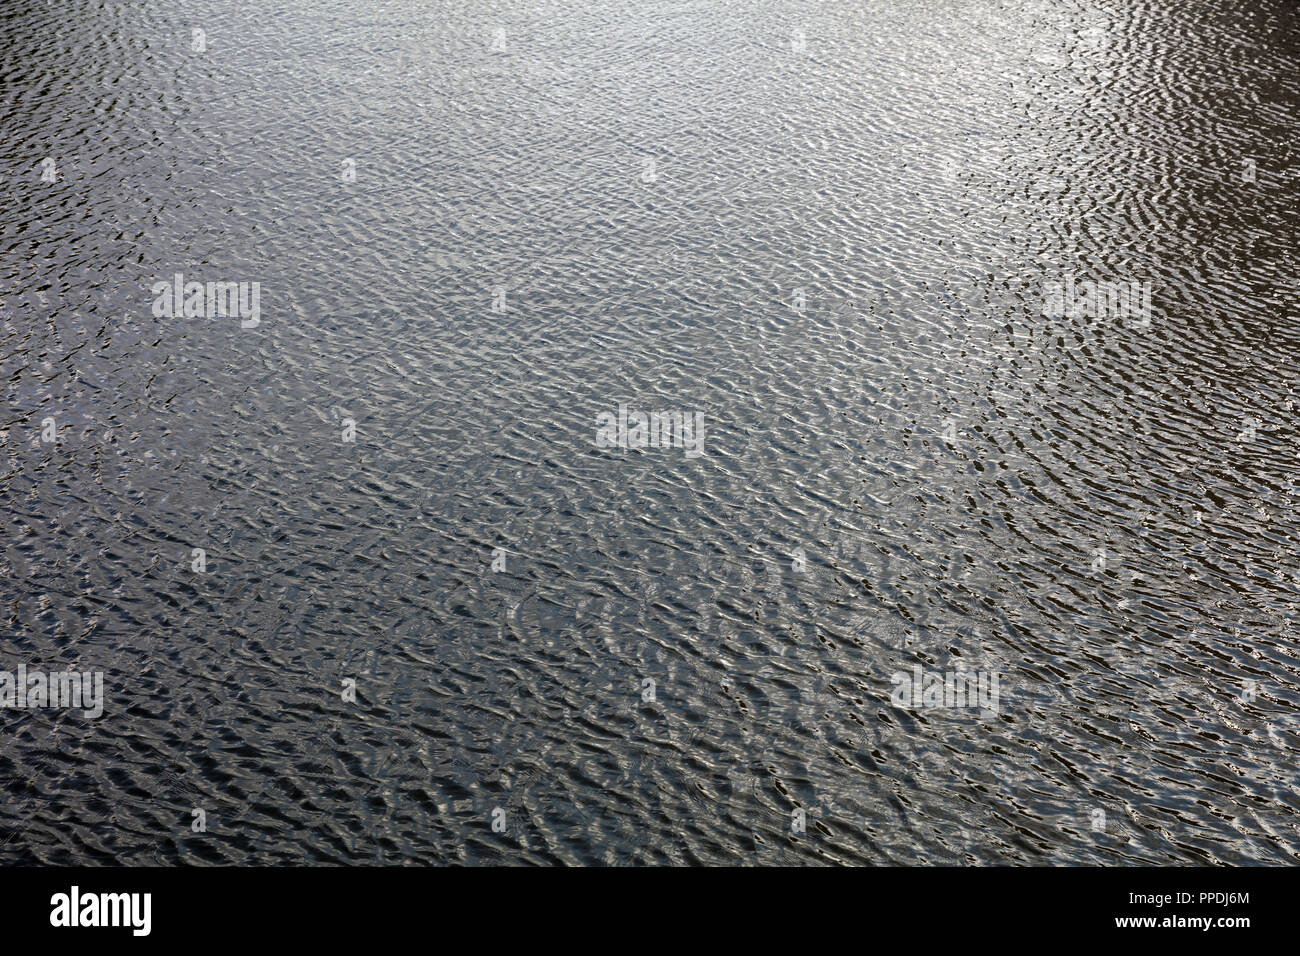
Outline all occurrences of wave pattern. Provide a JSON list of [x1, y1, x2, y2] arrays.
[[1, 0, 1299, 864]]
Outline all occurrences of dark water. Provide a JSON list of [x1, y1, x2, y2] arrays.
[[2, 0, 1299, 865]]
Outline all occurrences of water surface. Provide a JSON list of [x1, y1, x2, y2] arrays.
[[2, 0, 1299, 864]]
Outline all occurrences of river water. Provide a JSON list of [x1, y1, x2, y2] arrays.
[[2, 0, 1299, 864]]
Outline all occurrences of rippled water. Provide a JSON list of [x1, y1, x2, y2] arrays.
[[2, 0, 1299, 865]]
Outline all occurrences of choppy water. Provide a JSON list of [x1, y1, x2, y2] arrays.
[[2, 0, 1299, 865]]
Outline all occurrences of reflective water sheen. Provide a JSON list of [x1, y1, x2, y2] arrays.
[[2, 0, 1299, 864]]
